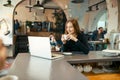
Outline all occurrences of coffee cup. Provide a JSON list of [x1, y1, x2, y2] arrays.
[[55, 46, 60, 51], [63, 34, 67, 40]]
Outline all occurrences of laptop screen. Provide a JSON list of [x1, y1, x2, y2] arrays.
[[28, 36, 52, 59]]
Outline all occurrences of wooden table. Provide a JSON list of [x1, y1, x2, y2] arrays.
[[64, 51, 120, 64], [8, 53, 88, 80]]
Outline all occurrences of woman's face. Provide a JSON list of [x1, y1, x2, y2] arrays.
[[66, 22, 75, 34]]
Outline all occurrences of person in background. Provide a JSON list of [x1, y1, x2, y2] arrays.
[[49, 33, 61, 51], [14, 19, 20, 35], [0, 38, 7, 70], [49, 33, 60, 51], [80, 28, 85, 34], [49, 33, 57, 47], [92, 27, 107, 41], [61, 19, 89, 54]]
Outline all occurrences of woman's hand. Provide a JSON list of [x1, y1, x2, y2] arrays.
[[61, 34, 78, 44], [61, 34, 67, 44], [67, 34, 78, 42]]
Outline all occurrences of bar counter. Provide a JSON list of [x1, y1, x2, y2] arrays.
[[8, 51, 120, 80], [64, 51, 120, 64], [8, 53, 88, 80]]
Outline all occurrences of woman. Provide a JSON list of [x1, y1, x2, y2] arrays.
[[0, 38, 7, 70], [61, 19, 89, 54]]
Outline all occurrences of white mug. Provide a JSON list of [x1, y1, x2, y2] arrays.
[[63, 34, 67, 40], [55, 46, 60, 51]]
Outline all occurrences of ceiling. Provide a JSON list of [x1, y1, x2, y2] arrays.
[[19, 0, 60, 8]]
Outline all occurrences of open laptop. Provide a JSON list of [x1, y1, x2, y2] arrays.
[[28, 36, 64, 60]]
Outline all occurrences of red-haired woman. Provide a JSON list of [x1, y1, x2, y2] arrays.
[[61, 19, 89, 54]]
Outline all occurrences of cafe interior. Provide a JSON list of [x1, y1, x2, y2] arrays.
[[0, 0, 120, 80]]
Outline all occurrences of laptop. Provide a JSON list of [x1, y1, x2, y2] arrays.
[[28, 36, 64, 60]]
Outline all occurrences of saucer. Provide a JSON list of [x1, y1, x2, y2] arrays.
[[62, 52, 72, 55]]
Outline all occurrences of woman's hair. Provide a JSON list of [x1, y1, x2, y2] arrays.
[[65, 19, 81, 35]]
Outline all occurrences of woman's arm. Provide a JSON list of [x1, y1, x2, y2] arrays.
[[61, 34, 69, 52], [62, 43, 69, 52], [75, 34, 89, 54]]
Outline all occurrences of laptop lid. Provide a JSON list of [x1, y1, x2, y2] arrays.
[[28, 36, 52, 59]]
